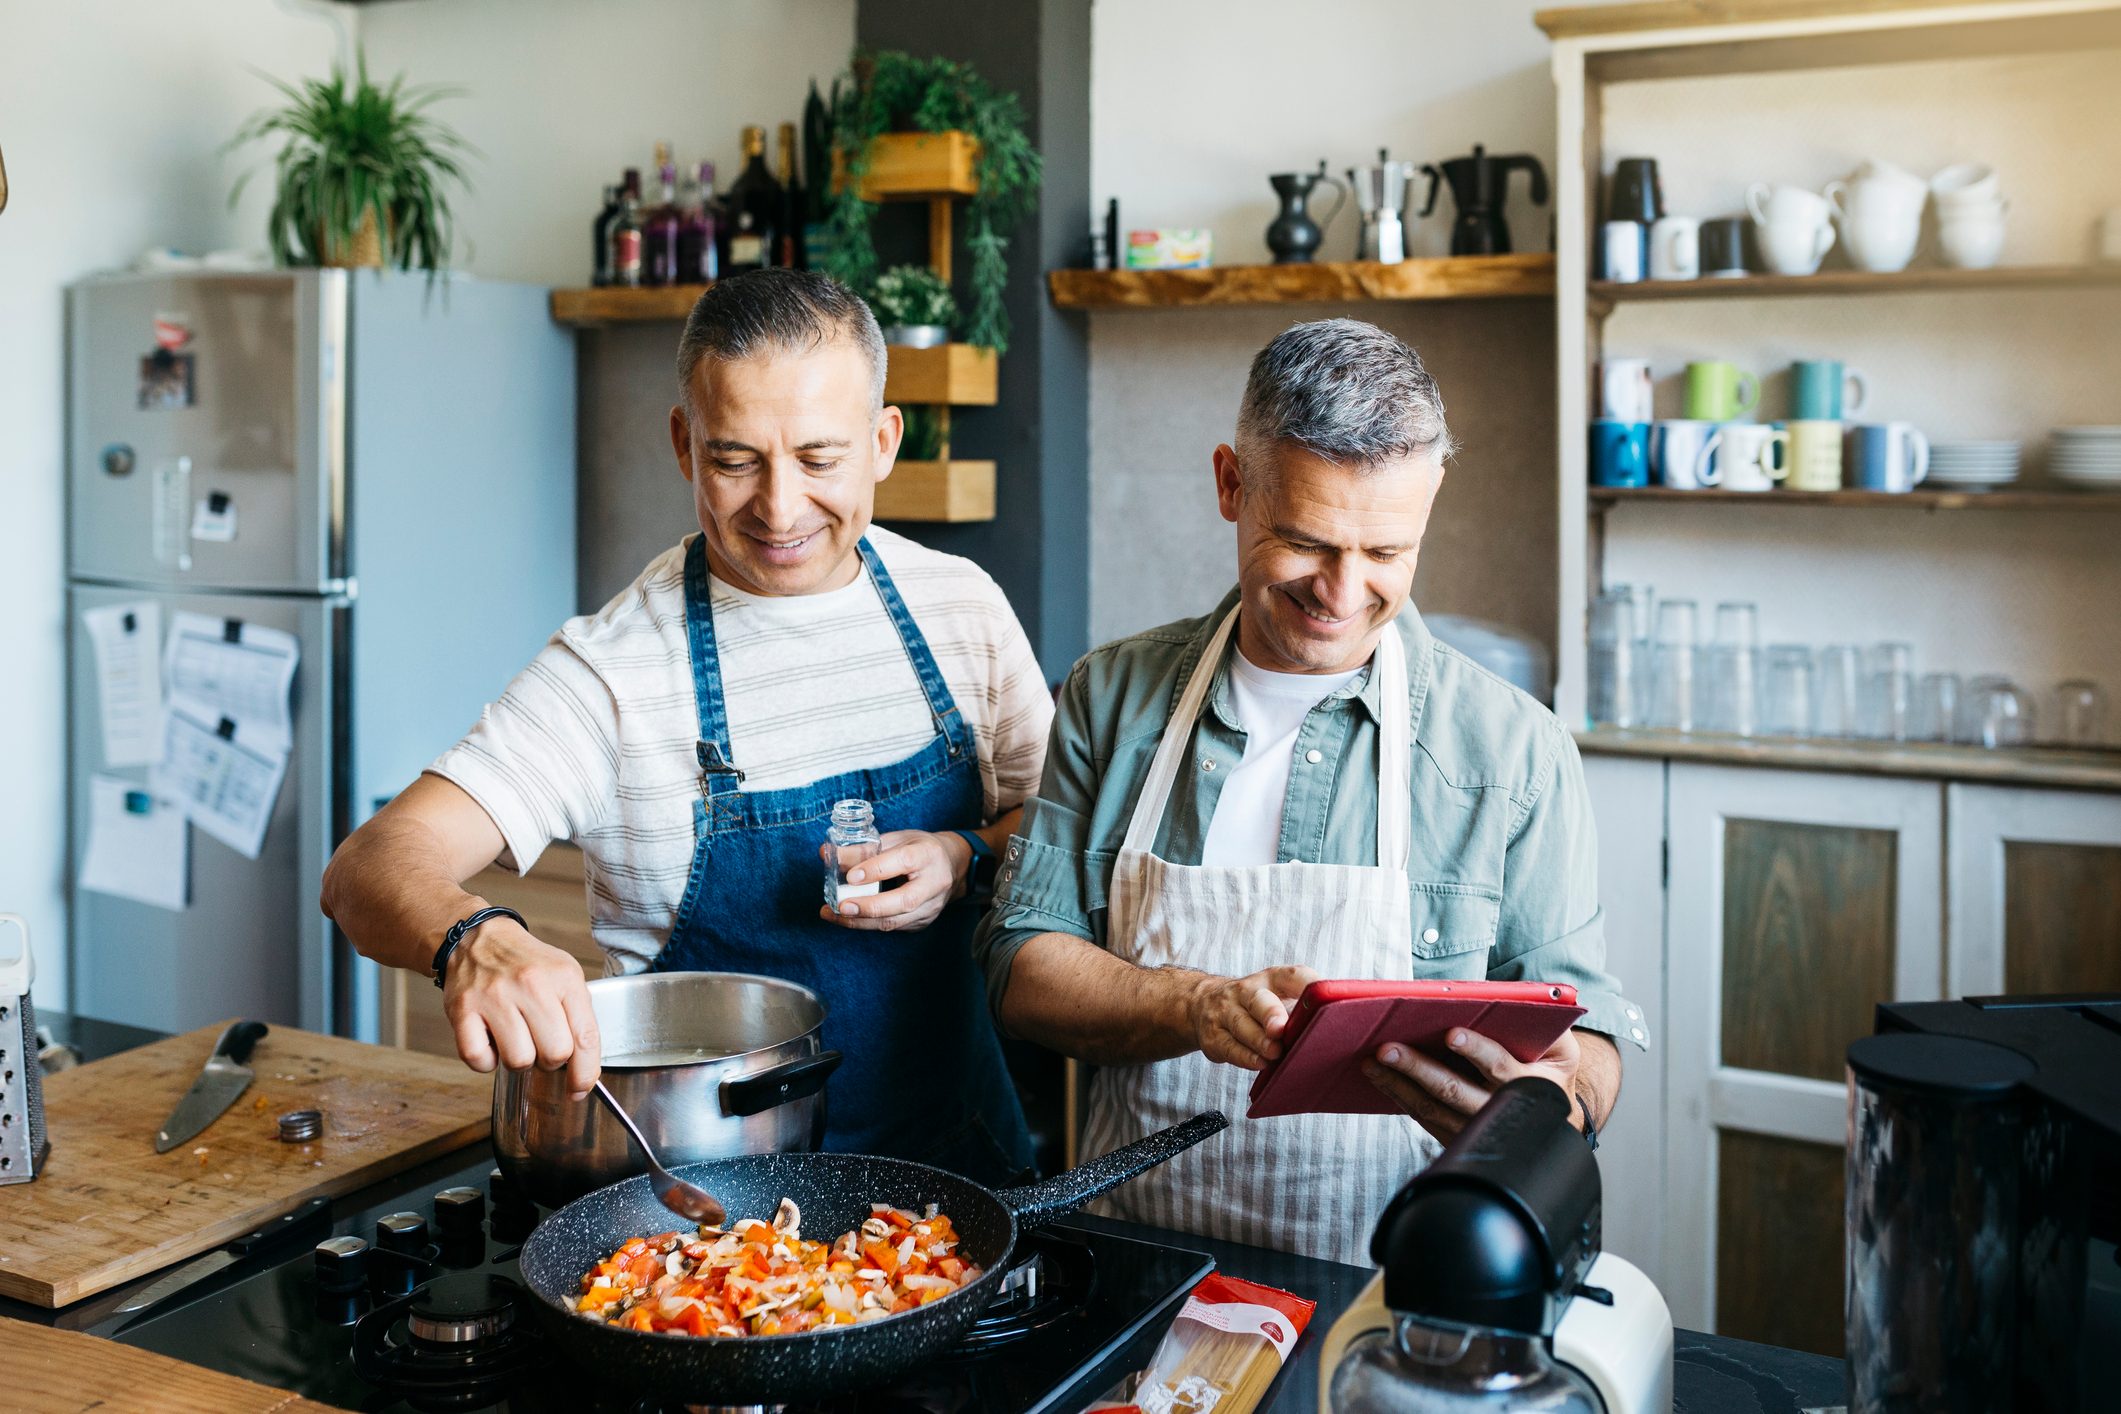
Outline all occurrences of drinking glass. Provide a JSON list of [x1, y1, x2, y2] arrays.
[[1703, 601, 1761, 735], [1763, 645, 1815, 737], [1815, 644, 1863, 739], [1618, 583, 1656, 715], [1913, 672, 1960, 743], [1651, 599, 1699, 731], [1588, 590, 1641, 727], [1863, 642, 1915, 741], [1714, 601, 1759, 651], [1956, 674, 2011, 744], [1968, 680, 2035, 748], [2055, 680, 2107, 747]]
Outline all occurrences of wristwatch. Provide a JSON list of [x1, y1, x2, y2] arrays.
[[950, 829, 1000, 898]]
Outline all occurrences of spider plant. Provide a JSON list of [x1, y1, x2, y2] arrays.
[[227, 51, 473, 273]]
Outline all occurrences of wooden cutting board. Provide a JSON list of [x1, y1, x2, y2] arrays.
[[0, 1320, 350, 1413], [0, 1020, 490, 1308]]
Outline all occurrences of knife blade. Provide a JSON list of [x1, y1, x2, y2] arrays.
[[111, 1195, 332, 1317], [154, 1020, 269, 1153]]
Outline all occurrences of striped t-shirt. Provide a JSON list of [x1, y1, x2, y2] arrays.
[[429, 528, 1054, 973]]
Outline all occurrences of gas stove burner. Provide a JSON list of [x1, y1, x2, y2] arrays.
[[353, 1272, 549, 1412], [944, 1231, 1096, 1354]]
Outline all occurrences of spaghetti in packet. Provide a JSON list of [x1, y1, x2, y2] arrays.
[[1127, 1274, 1316, 1414]]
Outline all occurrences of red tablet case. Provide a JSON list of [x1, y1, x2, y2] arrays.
[[1246, 979, 1585, 1119]]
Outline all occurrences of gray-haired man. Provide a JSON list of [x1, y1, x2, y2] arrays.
[[972, 318, 1643, 1261], [323, 269, 1052, 1183]]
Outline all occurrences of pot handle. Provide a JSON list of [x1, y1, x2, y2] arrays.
[[720, 1050, 843, 1119], [996, 1110, 1228, 1228]]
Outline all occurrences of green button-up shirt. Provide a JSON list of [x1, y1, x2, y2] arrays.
[[972, 589, 1649, 1051]]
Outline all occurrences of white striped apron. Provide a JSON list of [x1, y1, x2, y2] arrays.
[[1082, 607, 1438, 1265]]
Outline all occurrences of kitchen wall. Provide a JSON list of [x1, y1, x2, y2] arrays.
[[0, 0, 356, 1007], [1082, 0, 1568, 649]]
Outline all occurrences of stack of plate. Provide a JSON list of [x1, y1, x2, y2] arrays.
[[1929, 440, 2022, 488], [2050, 427, 2121, 488]]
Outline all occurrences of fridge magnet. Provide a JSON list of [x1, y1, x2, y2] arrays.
[[191, 490, 238, 543], [137, 347, 195, 410]]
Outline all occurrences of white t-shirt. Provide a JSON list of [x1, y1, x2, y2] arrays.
[[1198, 650, 1367, 867], [428, 529, 1054, 973]]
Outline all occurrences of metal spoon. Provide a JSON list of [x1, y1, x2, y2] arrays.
[[593, 1080, 728, 1226]]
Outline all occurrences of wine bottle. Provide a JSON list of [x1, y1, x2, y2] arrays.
[[644, 142, 681, 287], [775, 122, 802, 269], [610, 168, 644, 288], [591, 184, 620, 286], [724, 125, 782, 273], [678, 162, 719, 284]]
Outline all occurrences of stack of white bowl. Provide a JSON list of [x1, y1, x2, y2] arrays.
[[1930, 164, 2008, 269], [2049, 427, 2121, 488]]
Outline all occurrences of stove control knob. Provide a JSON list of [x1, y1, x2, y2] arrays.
[[313, 1234, 370, 1293], [433, 1185, 486, 1238], [376, 1211, 429, 1254]]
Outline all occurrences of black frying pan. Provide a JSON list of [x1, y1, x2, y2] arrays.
[[517, 1111, 1227, 1404]]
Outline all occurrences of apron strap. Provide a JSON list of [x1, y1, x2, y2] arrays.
[[1118, 606, 1414, 870], [857, 538, 973, 758], [680, 535, 742, 793]]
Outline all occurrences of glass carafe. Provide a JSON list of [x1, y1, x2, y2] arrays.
[[1330, 1317, 1603, 1413]]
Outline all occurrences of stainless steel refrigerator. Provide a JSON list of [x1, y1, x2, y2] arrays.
[[67, 269, 576, 1039]]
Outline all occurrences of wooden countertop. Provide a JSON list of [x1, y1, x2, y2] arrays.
[[1577, 725, 2121, 790]]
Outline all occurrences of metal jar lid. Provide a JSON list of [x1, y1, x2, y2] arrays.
[[277, 1109, 323, 1142]]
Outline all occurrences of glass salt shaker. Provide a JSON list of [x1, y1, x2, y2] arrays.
[[824, 799, 882, 907]]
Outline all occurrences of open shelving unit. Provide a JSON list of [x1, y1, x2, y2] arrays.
[[1588, 484, 2121, 510], [1047, 252, 1555, 310], [1587, 260, 2121, 310]]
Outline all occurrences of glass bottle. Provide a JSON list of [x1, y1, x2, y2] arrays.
[[609, 168, 644, 288], [1330, 1317, 1602, 1413], [590, 183, 621, 286], [824, 799, 882, 907], [678, 161, 719, 284], [644, 142, 681, 288], [775, 121, 803, 268], [724, 124, 782, 272]]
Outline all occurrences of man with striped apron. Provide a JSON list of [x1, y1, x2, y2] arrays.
[[974, 320, 1646, 1263]]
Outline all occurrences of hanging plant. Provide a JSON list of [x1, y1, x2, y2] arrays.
[[226, 50, 474, 274], [824, 50, 1040, 354]]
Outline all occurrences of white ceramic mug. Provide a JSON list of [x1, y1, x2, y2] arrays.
[[1702, 423, 1790, 492], [1652, 419, 1720, 489], [1600, 358, 1656, 422], [1852, 157, 1928, 204], [1938, 199, 2008, 269], [1748, 184, 1837, 275], [1930, 163, 1999, 209], [1600, 220, 1646, 282], [1648, 216, 1701, 281], [1834, 184, 1923, 274]]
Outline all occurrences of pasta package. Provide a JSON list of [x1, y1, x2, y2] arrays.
[[1124, 1274, 1316, 1414]]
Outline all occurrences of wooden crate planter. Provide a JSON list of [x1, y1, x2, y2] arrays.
[[883, 342, 998, 405], [834, 130, 981, 201], [873, 459, 995, 522]]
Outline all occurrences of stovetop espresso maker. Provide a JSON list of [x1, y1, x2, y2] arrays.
[[1433, 145, 1550, 256]]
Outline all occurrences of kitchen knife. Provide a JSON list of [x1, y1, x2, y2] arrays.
[[110, 1195, 331, 1318], [153, 1019, 268, 1153]]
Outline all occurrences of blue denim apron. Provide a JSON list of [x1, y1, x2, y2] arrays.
[[650, 534, 1034, 1185]]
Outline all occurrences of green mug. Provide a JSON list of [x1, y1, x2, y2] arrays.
[[1684, 360, 1760, 422]]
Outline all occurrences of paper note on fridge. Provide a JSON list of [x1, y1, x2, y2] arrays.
[[164, 610, 297, 752], [154, 708, 288, 860], [81, 601, 164, 767], [80, 774, 189, 911]]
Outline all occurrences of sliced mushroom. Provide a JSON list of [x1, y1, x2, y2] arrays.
[[773, 1197, 801, 1238]]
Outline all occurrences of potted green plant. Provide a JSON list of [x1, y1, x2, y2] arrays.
[[227, 51, 473, 273], [869, 265, 958, 347], [824, 51, 1040, 353]]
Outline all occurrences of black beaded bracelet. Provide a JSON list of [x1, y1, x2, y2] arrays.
[[1577, 1092, 1600, 1150], [432, 906, 526, 989]]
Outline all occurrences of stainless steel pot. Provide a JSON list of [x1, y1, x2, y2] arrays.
[[492, 971, 842, 1207]]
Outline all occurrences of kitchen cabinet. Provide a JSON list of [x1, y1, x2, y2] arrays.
[[1947, 783, 2121, 996]]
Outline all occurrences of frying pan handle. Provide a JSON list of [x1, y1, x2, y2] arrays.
[[996, 1110, 1228, 1228], [720, 1051, 842, 1118]]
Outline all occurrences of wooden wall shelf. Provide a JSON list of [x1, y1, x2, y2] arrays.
[[1589, 262, 2121, 311], [1048, 253, 1556, 310], [1589, 485, 2121, 511], [833, 131, 981, 201], [883, 343, 998, 406], [874, 459, 995, 522], [1577, 725, 2121, 793], [550, 284, 709, 324]]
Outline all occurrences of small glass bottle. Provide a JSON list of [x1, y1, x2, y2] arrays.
[[824, 799, 882, 907], [609, 168, 644, 289]]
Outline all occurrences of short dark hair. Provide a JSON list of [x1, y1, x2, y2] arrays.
[[675, 268, 886, 412], [1235, 318, 1454, 479]]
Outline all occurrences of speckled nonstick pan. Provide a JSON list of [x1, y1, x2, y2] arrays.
[[517, 1110, 1227, 1404]]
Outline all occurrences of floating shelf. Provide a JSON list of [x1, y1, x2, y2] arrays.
[[833, 131, 981, 201], [883, 343, 998, 406], [1576, 726, 2121, 793], [1588, 262, 2121, 311], [549, 284, 710, 324], [873, 459, 995, 523], [1589, 485, 2121, 511], [1048, 253, 1556, 310]]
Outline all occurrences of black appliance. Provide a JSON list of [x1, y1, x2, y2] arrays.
[[1432, 145, 1549, 256], [98, 1155, 1216, 1413], [1850, 995, 2121, 1413]]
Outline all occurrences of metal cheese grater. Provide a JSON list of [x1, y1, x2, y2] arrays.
[[1, 913, 51, 1184]]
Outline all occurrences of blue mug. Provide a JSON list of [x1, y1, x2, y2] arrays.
[[1845, 422, 1931, 493], [1590, 420, 1651, 488]]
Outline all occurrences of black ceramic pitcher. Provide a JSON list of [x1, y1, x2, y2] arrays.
[[1265, 161, 1347, 264]]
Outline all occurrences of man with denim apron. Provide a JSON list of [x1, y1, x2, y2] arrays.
[[973, 321, 1647, 1261], [323, 271, 1044, 1184]]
